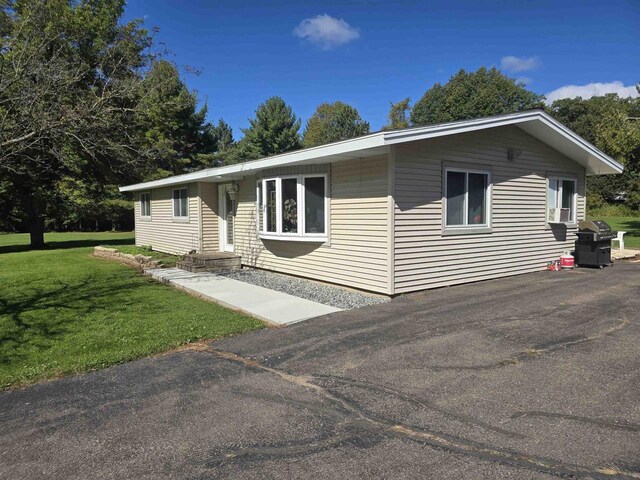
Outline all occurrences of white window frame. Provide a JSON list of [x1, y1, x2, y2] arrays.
[[140, 192, 151, 220], [256, 173, 328, 242], [547, 176, 577, 224], [443, 167, 492, 234], [172, 187, 189, 222]]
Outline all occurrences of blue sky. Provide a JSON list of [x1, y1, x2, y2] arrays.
[[124, 0, 639, 137]]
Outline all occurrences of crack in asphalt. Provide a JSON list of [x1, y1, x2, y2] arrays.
[[510, 411, 640, 433], [425, 317, 631, 371], [312, 373, 525, 439], [190, 345, 640, 479]]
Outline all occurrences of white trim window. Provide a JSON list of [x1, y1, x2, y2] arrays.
[[547, 177, 577, 223], [256, 174, 328, 241], [172, 187, 189, 220], [444, 168, 491, 230], [140, 192, 151, 219]]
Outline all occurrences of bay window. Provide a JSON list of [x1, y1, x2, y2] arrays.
[[256, 174, 328, 240], [547, 177, 577, 223], [444, 168, 491, 231]]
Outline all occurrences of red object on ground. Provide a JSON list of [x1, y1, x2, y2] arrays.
[[560, 253, 575, 269]]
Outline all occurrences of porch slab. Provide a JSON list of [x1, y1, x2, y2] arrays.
[[145, 268, 342, 326], [612, 248, 640, 261]]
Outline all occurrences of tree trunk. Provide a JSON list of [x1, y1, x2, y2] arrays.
[[19, 187, 46, 250], [29, 216, 45, 249]]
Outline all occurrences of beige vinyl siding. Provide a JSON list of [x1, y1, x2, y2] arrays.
[[393, 125, 586, 293], [234, 156, 391, 293], [199, 182, 219, 252], [134, 184, 201, 255]]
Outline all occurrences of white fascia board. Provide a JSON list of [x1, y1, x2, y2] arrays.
[[120, 134, 386, 192], [381, 110, 542, 144], [533, 114, 623, 174], [382, 110, 622, 175], [120, 110, 622, 192]]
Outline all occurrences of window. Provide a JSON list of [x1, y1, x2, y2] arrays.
[[172, 187, 189, 219], [444, 168, 491, 229], [548, 177, 576, 223], [304, 176, 326, 234], [256, 174, 327, 240], [140, 192, 151, 218]]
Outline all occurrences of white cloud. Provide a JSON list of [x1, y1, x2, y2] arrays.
[[293, 14, 359, 50], [545, 81, 639, 104], [500, 55, 541, 73]]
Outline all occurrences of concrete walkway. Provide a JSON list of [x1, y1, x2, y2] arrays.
[[612, 248, 640, 261], [146, 268, 341, 326]]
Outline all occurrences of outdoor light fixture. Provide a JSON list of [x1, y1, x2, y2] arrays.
[[227, 182, 240, 202], [507, 147, 522, 161]]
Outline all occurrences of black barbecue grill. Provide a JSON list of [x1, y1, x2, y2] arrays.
[[574, 220, 617, 268]]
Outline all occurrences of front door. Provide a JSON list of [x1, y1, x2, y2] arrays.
[[219, 184, 235, 252]]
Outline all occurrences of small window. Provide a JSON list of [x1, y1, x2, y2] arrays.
[[257, 174, 327, 240], [265, 179, 277, 232], [548, 177, 576, 223], [281, 177, 299, 233], [140, 192, 151, 218], [304, 176, 326, 234], [444, 169, 490, 229], [256, 181, 263, 231], [172, 187, 189, 219]]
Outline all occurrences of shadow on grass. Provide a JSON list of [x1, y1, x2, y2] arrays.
[[0, 274, 151, 366], [619, 220, 640, 239], [0, 237, 134, 255]]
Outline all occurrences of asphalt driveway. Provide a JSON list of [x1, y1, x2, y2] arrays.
[[2, 264, 640, 479]]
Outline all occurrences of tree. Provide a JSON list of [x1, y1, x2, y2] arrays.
[[410, 67, 545, 126], [224, 96, 301, 164], [137, 60, 217, 177], [302, 102, 370, 148], [0, 1, 221, 246], [0, 0, 155, 248], [212, 119, 235, 153], [383, 98, 411, 130], [548, 92, 640, 208]]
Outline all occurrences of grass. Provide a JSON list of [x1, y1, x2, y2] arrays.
[[0, 231, 263, 390], [101, 244, 179, 267], [586, 216, 640, 249]]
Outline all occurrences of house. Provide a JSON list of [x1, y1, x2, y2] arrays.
[[119, 110, 623, 295]]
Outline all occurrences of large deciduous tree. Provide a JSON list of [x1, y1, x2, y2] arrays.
[[383, 98, 411, 130], [0, 0, 154, 248], [0, 0, 223, 246], [548, 92, 640, 209], [302, 101, 370, 148], [410, 67, 545, 126]]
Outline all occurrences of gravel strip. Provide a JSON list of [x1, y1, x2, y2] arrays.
[[217, 268, 390, 310]]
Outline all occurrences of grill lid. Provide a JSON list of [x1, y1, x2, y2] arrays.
[[578, 220, 612, 234]]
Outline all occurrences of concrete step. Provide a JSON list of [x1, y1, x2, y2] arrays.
[[181, 253, 242, 271], [176, 261, 206, 273]]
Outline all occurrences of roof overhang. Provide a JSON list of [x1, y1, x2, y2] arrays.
[[120, 110, 623, 192]]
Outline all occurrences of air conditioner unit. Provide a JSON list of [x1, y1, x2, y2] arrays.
[[548, 208, 571, 223]]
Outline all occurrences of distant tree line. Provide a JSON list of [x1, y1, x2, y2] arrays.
[[1, 1, 638, 249]]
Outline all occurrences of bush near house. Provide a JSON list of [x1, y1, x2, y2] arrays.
[[0, 232, 263, 390]]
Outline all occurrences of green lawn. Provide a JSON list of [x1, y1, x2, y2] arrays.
[[587, 216, 640, 249], [0, 232, 263, 389]]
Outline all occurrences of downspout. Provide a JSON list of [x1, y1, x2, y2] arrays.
[[387, 145, 396, 295], [197, 183, 204, 253]]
